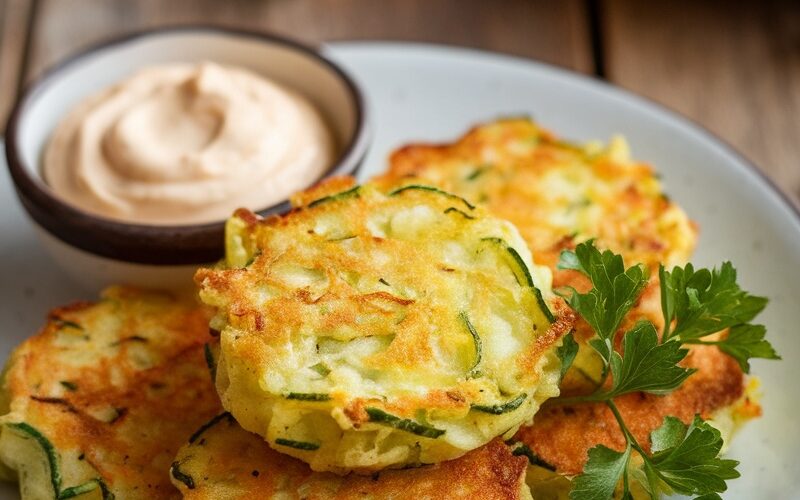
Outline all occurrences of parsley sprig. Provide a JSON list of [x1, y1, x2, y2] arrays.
[[554, 241, 779, 499], [659, 262, 778, 372]]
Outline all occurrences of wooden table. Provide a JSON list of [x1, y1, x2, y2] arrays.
[[1, 0, 797, 202]]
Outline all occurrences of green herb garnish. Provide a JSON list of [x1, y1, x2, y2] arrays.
[[659, 262, 779, 372], [556, 332, 579, 380], [555, 241, 778, 499]]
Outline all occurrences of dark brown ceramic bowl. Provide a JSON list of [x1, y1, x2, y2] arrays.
[[5, 27, 370, 289]]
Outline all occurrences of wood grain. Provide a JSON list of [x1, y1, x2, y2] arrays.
[[23, 0, 593, 82], [602, 0, 800, 202], [0, 0, 33, 129]]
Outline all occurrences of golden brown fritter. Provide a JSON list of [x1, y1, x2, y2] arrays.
[[171, 412, 532, 500], [384, 119, 749, 484], [385, 117, 697, 273], [0, 287, 222, 499], [195, 177, 573, 473]]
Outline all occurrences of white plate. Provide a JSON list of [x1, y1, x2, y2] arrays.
[[1, 42, 798, 499]]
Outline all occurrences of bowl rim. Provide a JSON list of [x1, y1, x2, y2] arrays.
[[4, 25, 370, 265]]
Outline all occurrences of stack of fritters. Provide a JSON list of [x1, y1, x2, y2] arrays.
[[0, 118, 759, 499], [382, 118, 757, 496], [0, 286, 535, 499]]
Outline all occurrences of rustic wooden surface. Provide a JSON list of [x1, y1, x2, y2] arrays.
[[602, 0, 800, 202], [0, 0, 33, 126], [0, 0, 797, 200], [23, 0, 593, 77]]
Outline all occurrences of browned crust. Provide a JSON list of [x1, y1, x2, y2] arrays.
[[177, 417, 529, 500], [3, 287, 222, 496], [524, 299, 575, 368], [313, 439, 529, 499], [516, 342, 745, 475]]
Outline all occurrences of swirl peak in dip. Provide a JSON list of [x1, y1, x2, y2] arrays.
[[44, 62, 335, 225]]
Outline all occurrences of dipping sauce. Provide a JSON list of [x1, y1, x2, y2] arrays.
[[44, 62, 335, 225]]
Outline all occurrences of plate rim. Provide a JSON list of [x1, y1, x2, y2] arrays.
[[0, 39, 795, 499], [325, 40, 800, 231]]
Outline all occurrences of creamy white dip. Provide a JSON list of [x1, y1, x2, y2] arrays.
[[44, 62, 335, 225]]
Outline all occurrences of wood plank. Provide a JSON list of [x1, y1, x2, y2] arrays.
[[602, 0, 800, 203], [24, 0, 269, 81], [0, 0, 33, 131], [24, 0, 593, 82], [258, 0, 593, 71]]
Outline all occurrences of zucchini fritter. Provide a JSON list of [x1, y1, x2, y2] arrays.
[[171, 412, 532, 499], [0, 287, 221, 499], [385, 119, 751, 498], [195, 178, 574, 473], [385, 117, 697, 271]]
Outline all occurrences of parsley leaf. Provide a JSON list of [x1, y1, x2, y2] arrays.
[[557, 244, 776, 500], [643, 416, 740, 496], [558, 241, 649, 341], [649, 415, 686, 452], [716, 324, 780, 373], [570, 443, 632, 500], [660, 262, 767, 341], [606, 322, 694, 397], [589, 337, 614, 367], [660, 262, 777, 372], [557, 332, 579, 380]]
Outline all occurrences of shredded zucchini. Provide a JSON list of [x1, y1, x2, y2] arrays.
[[188, 413, 233, 445], [479, 237, 555, 322], [5, 422, 113, 499], [275, 438, 321, 451], [444, 207, 476, 220], [365, 408, 446, 438], [170, 461, 195, 490], [459, 311, 483, 377], [285, 392, 331, 401], [508, 441, 556, 471], [308, 186, 362, 208], [203, 343, 217, 382], [471, 393, 528, 415], [309, 363, 331, 377], [388, 184, 476, 210]]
